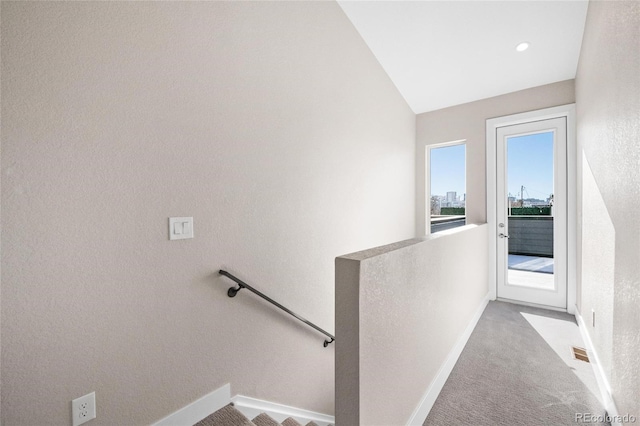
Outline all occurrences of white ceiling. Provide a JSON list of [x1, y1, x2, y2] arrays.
[[338, 1, 589, 114]]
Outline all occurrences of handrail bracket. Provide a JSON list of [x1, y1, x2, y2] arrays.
[[227, 284, 243, 298]]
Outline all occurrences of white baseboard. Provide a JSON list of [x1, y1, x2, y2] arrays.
[[406, 292, 491, 426], [575, 310, 621, 426], [232, 395, 335, 426], [152, 383, 231, 426]]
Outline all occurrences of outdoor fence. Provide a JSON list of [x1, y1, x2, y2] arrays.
[[508, 216, 553, 257]]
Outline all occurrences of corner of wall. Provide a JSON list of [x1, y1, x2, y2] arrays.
[[335, 257, 361, 426]]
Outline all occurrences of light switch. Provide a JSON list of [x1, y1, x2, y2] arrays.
[[173, 222, 183, 235], [169, 217, 194, 240]]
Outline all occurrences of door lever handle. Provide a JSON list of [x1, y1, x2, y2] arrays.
[[499, 233, 510, 239]]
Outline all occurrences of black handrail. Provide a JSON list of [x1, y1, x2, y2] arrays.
[[219, 270, 335, 347]]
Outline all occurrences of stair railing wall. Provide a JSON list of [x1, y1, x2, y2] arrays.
[[335, 224, 489, 425]]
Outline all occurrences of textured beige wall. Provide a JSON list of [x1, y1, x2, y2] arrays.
[[334, 257, 361, 426], [0, 2, 416, 425], [575, 0, 640, 418], [336, 225, 489, 425], [415, 80, 575, 234], [580, 153, 615, 381]]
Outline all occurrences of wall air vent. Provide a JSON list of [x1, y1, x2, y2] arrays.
[[571, 346, 590, 363]]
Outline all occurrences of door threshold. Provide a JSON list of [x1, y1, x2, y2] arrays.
[[496, 297, 567, 313]]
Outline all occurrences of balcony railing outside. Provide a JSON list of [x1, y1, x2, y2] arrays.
[[430, 215, 466, 234], [508, 216, 553, 257], [430, 207, 554, 259]]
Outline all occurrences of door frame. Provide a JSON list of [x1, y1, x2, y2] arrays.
[[486, 104, 576, 314]]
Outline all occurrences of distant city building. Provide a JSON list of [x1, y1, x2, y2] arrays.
[[433, 192, 465, 211], [446, 191, 456, 203], [529, 199, 548, 207]]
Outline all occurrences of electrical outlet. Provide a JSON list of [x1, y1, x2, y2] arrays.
[[72, 392, 96, 426]]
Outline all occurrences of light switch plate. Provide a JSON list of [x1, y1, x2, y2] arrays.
[[169, 217, 194, 240]]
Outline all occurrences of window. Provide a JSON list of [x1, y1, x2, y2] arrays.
[[427, 141, 466, 234]]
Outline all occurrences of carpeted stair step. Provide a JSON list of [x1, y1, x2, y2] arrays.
[[194, 404, 254, 426], [193, 403, 331, 426], [252, 413, 281, 426]]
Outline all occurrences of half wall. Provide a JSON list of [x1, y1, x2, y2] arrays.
[[336, 224, 489, 425]]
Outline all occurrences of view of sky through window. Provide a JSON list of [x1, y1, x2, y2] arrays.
[[430, 144, 465, 197], [507, 132, 554, 202]]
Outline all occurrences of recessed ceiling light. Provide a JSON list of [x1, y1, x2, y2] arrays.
[[516, 42, 530, 52]]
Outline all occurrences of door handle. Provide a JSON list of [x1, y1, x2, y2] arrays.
[[499, 233, 510, 239]]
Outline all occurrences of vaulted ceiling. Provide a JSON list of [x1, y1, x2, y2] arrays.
[[338, 1, 589, 113]]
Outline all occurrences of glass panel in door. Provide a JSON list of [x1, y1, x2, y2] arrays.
[[496, 117, 567, 309], [506, 132, 555, 291]]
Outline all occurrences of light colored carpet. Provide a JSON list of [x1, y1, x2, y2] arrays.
[[423, 301, 609, 426]]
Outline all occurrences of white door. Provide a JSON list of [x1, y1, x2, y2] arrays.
[[496, 117, 567, 309]]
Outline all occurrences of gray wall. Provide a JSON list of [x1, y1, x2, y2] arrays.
[[416, 80, 575, 234], [575, 0, 640, 419], [0, 2, 416, 424]]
